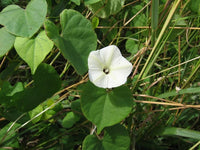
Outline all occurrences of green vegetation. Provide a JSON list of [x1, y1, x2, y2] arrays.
[[0, 0, 199, 149]]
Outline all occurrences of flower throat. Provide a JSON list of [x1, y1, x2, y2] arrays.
[[103, 68, 109, 74]]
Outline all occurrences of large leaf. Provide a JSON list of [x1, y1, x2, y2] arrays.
[[0, 62, 19, 82], [0, 81, 24, 105], [0, 27, 15, 57], [14, 31, 54, 74], [87, 0, 125, 18], [0, 81, 30, 124], [14, 63, 61, 112], [45, 9, 97, 75], [80, 82, 133, 133], [0, 0, 47, 37], [82, 124, 130, 150]]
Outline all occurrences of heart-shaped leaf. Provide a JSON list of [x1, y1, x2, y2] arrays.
[[87, 0, 125, 18], [0, 27, 15, 57], [82, 124, 130, 150], [0, 0, 47, 37], [44, 9, 97, 75], [80, 82, 133, 133], [14, 63, 61, 112], [14, 31, 54, 74]]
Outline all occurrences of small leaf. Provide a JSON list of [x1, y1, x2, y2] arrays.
[[80, 82, 133, 133], [0, 0, 47, 37], [71, 0, 80, 5], [91, 17, 99, 29], [87, 0, 125, 18], [82, 124, 130, 150], [29, 105, 43, 123], [0, 27, 15, 57], [84, 0, 101, 5], [14, 31, 54, 74], [71, 99, 82, 114], [172, 14, 187, 26], [131, 5, 147, 27], [62, 112, 80, 128], [125, 39, 139, 55], [45, 9, 97, 75], [133, 14, 146, 26]]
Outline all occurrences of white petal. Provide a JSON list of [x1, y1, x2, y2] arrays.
[[89, 69, 108, 88], [99, 45, 122, 67], [110, 57, 132, 74], [106, 73, 123, 88], [88, 50, 104, 70], [106, 51, 132, 88], [88, 50, 107, 88]]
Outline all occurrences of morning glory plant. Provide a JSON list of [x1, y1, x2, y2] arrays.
[[88, 45, 132, 88]]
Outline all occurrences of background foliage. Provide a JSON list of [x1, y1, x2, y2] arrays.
[[0, 0, 200, 149]]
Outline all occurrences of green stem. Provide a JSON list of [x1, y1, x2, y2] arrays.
[[60, 62, 70, 78]]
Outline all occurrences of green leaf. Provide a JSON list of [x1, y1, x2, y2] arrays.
[[80, 82, 133, 133], [158, 87, 200, 98], [0, 122, 20, 147], [44, 9, 97, 75], [125, 39, 139, 55], [91, 16, 99, 29], [14, 63, 61, 112], [133, 14, 146, 26], [130, 5, 147, 27], [0, 81, 30, 123], [0, 62, 19, 81], [71, 0, 80, 5], [14, 31, 54, 74], [29, 104, 43, 123], [82, 124, 130, 150], [0, 27, 15, 57], [172, 14, 187, 26], [84, 0, 100, 5], [87, 0, 125, 18], [29, 105, 43, 123], [0, 81, 24, 105], [190, 0, 200, 14], [71, 100, 82, 114], [62, 112, 80, 128], [158, 127, 200, 140], [151, 0, 159, 30], [0, 0, 47, 37]]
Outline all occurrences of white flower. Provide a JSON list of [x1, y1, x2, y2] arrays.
[[88, 45, 132, 88]]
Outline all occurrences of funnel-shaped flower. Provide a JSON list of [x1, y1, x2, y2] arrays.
[[88, 45, 132, 88]]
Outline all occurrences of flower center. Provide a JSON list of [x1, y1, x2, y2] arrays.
[[103, 68, 110, 74]]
